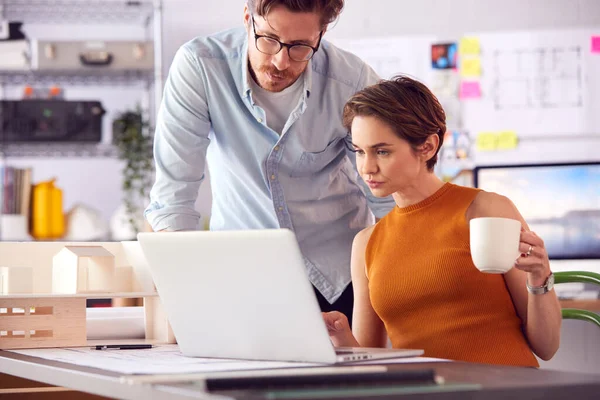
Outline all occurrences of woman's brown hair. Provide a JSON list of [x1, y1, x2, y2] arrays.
[[342, 75, 446, 171]]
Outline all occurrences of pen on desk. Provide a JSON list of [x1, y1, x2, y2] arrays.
[[95, 344, 153, 350]]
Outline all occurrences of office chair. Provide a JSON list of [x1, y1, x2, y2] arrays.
[[554, 271, 600, 328]]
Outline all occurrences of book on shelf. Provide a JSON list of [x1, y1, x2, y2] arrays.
[[1, 165, 32, 217]]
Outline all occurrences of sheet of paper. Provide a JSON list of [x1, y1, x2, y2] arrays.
[[591, 36, 600, 54], [352, 357, 449, 365], [10, 345, 448, 376], [10, 345, 318, 375], [459, 37, 481, 55], [123, 364, 391, 385], [121, 357, 448, 385]]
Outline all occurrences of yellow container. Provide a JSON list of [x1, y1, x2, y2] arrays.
[[31, 179, 65, 240]]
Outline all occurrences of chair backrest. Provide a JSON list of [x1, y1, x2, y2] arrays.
[[554, 271, 600, 328]]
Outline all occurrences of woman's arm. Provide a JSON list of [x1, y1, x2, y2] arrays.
[[350, 227, 388, 347], [467, 192, 562, 360], [324, 226, 388, 348]]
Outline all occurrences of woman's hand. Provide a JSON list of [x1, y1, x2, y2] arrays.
[[322, 311, 360, 348], [515, 229, 552, 287]]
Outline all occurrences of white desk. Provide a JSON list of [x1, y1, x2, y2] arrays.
[[2, 349, 600, 400], [0, 350, 224, 399]]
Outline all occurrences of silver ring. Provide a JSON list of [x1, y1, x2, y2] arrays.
[[526, 245, 533, 257]]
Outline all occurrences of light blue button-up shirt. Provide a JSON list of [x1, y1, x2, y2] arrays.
[[145, 28, 395, 303]]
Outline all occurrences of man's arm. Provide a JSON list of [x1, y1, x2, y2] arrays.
[[145, 45, 212, 232]]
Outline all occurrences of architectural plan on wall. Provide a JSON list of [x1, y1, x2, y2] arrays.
[[492, 46, 583, 109], [330, 35, 437, 85], [462, 28, 600, 139]]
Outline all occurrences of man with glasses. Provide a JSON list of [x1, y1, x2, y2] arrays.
[[146, 0, 394, 324]]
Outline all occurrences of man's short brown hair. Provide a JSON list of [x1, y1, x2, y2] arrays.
[[248, 0, 344, 28], [342, 76, 447, 171]]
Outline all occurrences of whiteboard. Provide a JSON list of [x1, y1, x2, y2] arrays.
[[330, 35, 438, 85], [462, 28, 600, 138], [329, 30, 600, 167]]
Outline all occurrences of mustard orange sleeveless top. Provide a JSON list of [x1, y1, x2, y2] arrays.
[[366, 183, 538, 367]]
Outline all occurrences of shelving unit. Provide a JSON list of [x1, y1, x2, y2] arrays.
[[0, 142, 119, 158], [0, 290, 172, 350], [1, 0, 155, 24], [0, 70, 153, 86], [0, 0, 163, 158]]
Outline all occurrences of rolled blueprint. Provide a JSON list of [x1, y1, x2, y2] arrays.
[[86, 306, 145, 340]]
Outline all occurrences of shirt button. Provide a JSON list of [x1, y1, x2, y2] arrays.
[[274, 146, 279, 151], [271, 174, 276, 180], [278, 207, 283, 211], [257, 117, 263, 123]]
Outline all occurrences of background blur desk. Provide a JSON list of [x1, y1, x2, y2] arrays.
[[1, 350, 600, 400], [559, 299, 600, 312]]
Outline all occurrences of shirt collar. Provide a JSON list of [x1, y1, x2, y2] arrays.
[[241, 38, 252, 99], [303, 60, 313, 98]]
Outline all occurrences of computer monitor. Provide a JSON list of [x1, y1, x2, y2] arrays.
[[473, 162, 600, 260]]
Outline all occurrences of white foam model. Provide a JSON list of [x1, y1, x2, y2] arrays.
[[0, 266, 33, 294], [52, 246, 116, 294]]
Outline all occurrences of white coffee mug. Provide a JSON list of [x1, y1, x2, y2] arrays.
[[470, 217, 521, 274]]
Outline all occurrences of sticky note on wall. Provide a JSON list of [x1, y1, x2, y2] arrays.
[[476, 131, 519, 151], [476, 132, 498, 151], [459, 37, 481, 55], [592, 36, 600, 54], [497, 131, 519, 149], [461, 57, 482, 77], [459, 81, 481, 99]]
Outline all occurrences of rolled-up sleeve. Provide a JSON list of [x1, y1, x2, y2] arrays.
[[145, 45, 211, 231]]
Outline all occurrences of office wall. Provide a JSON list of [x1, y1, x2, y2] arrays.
[[162, 0, 600, 220], [3, 0, 600, 226], [162, 0, 600, 63]]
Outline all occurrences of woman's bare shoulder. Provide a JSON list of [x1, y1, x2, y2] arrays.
[[354, 224, 377, 249], [468, 190, 520, 219]]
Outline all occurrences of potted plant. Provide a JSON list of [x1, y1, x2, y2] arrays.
[[111, 110, 154, 239]]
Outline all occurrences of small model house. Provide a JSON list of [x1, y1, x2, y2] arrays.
[[52, 246, 116, 294], [0, 241, 173, 350], [0, 266, 33, 294]]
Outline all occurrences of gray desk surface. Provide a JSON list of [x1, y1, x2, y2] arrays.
[[1, 350, 600, 400], [164, 361, 600, 400]]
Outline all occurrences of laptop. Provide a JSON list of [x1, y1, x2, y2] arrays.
[[137, 229, 424, 364]]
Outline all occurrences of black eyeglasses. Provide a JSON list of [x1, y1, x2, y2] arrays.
[[251, 16, 322, 62]]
